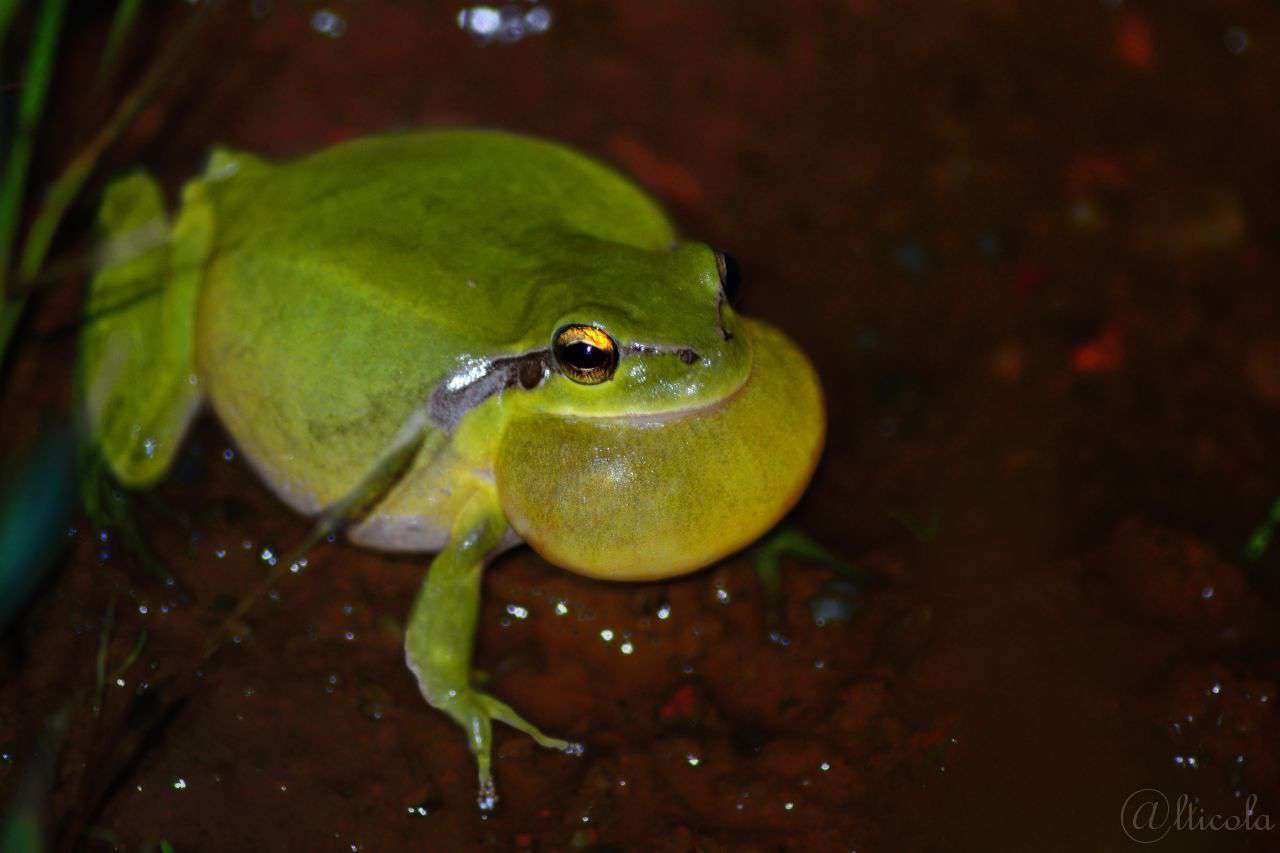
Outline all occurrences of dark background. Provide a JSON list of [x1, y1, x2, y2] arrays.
[[2, 1, 1279, 849]]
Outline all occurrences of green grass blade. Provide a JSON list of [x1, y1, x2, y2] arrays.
[[0, 1, 213, 372], [16, 0, 213, 288], [0, 0, 21, 59], [96, 0, 143, 86], [0, 0, 67, 296]]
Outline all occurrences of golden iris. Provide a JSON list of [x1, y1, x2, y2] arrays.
[[553, 324, 618, 385]]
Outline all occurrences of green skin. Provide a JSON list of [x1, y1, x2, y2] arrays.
[[80, 131, 825, 809]]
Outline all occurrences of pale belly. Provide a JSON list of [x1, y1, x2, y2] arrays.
[[213, 397, 502, 554]]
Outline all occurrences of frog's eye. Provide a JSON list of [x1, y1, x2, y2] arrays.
[[715, 251, 742, 306], [553, 324, 618, 385]]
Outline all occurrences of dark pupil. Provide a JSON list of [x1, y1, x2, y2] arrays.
[[564, 341, 607, 370], [719, 251, 742, 305]]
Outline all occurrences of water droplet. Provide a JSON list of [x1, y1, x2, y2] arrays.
[[311, 9, 347, 38], [458, 5, 501, 36], [525, 5, 551, 32], [656, 603, 672, 620], [619, 640, 634, 655], [600, 628, 614, 642], [458, 3, 552, 44], [686, 753, 701, 767], [554, 600, 569, 616], [506, 603, 530, 620], [810, 584, 860, 626]]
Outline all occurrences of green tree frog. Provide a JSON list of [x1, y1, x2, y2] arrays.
[[79, 131, 825, 808]]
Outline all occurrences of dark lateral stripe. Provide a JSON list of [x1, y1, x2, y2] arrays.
[[427, 349, 552, 431], [427, 342, 702, 431]]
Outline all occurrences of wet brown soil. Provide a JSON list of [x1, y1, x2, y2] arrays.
[[3, 1, 1280, 850]]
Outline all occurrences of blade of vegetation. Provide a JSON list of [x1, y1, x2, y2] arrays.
[[0, 0, 66, 293], [0, 0, 65, 376], [0, 0, 214, 373], [18, 1, 215, 288], [1, 614, 146, 853], [0, 421, 79, 630], [97, 0, 143, 87], [0, 0, 21, 63]]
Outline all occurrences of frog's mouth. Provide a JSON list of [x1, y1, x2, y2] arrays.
[[494, 318, 825, 581], [589, 356, 751, 426]]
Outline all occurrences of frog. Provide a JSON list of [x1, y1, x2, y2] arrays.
[[78, 130, 826, 809]]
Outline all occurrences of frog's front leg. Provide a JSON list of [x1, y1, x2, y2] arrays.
[[404, 490, 582, 810]]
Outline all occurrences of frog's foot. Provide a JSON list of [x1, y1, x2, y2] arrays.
[[430, 688, 583, 811], [80, 170, 211, 490], [751, 525, 872, 637]]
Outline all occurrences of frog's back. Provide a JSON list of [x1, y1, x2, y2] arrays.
[[193, 131, 675, 536]]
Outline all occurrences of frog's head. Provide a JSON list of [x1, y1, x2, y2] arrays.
[[514, 240, 752, 419], [492, 240, 825, 581]]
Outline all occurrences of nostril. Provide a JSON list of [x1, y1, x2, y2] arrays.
[[678, 348, 699, 365]]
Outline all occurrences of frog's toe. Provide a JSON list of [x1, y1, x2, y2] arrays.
[[477, 692, 584, 756], [477, 776, 499, 812], [445, 689, 582, 811]]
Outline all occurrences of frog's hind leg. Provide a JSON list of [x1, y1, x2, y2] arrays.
[[405, 489, 582, 811], [79, 171, 212, 488]]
